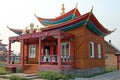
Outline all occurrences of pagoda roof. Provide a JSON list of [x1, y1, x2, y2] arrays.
[[8, 7, 114, 36], [35, 8, 81, 26]]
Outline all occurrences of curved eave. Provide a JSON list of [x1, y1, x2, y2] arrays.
[[36, 8, 81, 26], [90, 14, 112, 34], [59, 20, 109, 36], [7, 26, 22, 35], [86, 21, 108, 36]]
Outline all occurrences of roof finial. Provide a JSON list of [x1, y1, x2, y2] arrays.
[[60, 3, 65, 15], [83, 6, 93, 27], [75, 3, 78, 9], [72, 3, 78, 19]]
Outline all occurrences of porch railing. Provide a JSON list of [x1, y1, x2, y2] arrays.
[[10, 56, 21, 64], [9, 55, 74, 65], [40, 55, 74, 65]]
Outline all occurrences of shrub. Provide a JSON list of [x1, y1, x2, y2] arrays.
[[10, 75, 28, 80], [66, 74, 76, 79], [16, 67, 23, 73], [0, 67, 9, 75], [0, 76, 9, 79], [38, 71, 68, 80]]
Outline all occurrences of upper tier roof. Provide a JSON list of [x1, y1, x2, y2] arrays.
[[35, 8, 81, 26], [8, 7, 114, 36]]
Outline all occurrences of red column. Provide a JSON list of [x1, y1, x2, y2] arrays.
[[71, 39, 75, 68], [39, 37, 41, 65], [8, 40, 11, 64], [57, 34, 61, 68], [21, 40, 24, 65]]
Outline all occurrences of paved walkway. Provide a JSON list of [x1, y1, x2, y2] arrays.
[[76, 70, 120, 80]]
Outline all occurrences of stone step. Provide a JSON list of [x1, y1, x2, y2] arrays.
[[25, 74, 38, 80]]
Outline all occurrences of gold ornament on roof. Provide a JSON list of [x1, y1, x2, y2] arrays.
[[36, 25, 42, 32], [22, 27, 28, 35], [60, 4, 65, 15], [22, 29, 26, 35], [29, 23, 34, 33]]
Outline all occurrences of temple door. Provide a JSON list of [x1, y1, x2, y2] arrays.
[[28, 45, 37, 64]]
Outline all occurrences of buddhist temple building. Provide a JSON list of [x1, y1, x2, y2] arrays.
[[6, 4, 115, 76]]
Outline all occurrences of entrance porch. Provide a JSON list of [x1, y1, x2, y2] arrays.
[[7, 30, 75, 73]]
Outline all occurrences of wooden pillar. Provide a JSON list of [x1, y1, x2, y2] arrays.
[[21, 40, 24, 65], [38, 37, 41, 65], [71, 39, 75, 68], [8, 40, 11, 64], [57, 34, 61, 67]]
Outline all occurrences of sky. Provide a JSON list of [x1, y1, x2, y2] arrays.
[[0, 0, 120, 54]]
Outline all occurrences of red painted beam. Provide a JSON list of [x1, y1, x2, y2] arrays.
[[9, 30, 61, 40]]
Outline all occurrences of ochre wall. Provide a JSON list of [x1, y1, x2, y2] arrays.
[[105, 53, 117, 68], [67, 26, 105, 69], [105, 41, 118, 69]]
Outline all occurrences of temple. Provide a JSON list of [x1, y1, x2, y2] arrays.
[[6, 4, 114, 76]]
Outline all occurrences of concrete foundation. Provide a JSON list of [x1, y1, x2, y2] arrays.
[[61, 67, 105, 76]]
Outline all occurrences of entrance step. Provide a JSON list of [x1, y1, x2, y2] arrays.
[[23, 64, 38, 74]]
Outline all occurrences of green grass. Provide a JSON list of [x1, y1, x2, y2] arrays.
[[105, 66, 117, 71], [0, 66, 10, 75]]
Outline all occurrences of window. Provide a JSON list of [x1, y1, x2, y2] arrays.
[[29, 45, 36, 58], [90, 42, 94, 58], [98, 44, 102, 58], [105, 56, 109, 60], [61, 42, 70, 57]]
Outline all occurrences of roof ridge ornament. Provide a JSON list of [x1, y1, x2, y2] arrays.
[[36, 25, 42, 32], [29, 23, 34, 34], [110, 28, 116, 33], [72, 3, 78, 19], [83, 6, 93, 27]]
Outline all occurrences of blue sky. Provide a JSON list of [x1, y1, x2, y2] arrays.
[[0, 0, 120, 53]]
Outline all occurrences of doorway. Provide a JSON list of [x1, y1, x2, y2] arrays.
[[44, 46, 50, 62]]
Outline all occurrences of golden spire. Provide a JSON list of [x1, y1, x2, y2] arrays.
[[60, 4, 65, 15]]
